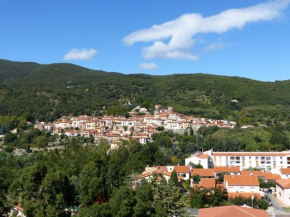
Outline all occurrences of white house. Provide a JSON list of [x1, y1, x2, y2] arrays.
[[280, 168, 290, 179], [185, 153, 209, 169], [224, 175, 260, 199], [9, 205, 26, 217], [276, 179, 290, 205], [166, 166, 191, 180]]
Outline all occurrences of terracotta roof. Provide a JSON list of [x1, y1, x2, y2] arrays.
[[280, 168, 290, 174], [15, 205, 24, 213], [173, 166, 190, 173], [224, 175, 259, 186], [191, 169, 215, 177], [193, 178, 216, 188], [241, 171, 281, 181], [213, 152, 290, 157], [197, 154, 209, 159], [264, 172, 281, 180], [214, 166, 240, 173], [276, 179, 290, 189], [198, 205, 267, 217], [228, 193, 261, 200], [241, 171, 265, 177], [154, 169, 171, 177], [135, 172, 152, 180]]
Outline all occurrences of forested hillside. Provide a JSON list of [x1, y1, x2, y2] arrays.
[[1, 59, 290, 124]]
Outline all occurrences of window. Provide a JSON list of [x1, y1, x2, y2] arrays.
[[242, 157, 245, 160]]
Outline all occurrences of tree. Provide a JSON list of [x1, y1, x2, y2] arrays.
[[4, 132, 17, 144], [195, 164, 203, 169], [192, 174, 200, 184], [156, 126, 164, 132], [155, 178, 187, 217], [169, 170, 179, 187], [77, 162, 105, 205]]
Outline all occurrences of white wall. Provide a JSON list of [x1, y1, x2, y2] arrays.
[[276, 185, 290, 206]]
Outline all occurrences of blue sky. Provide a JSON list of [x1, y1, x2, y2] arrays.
[[1, 0, 290, 81]]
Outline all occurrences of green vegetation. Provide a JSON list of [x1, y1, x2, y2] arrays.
[[198, 124, 290, 151], [0, 125, 276, 215], [2, 59, 290, 124]]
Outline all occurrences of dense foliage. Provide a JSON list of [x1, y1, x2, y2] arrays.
[[0, 123, 279, 216], [2, 59, 290, 124], [198, 124, 290, 151]]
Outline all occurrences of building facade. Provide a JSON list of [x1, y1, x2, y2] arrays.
[[186, 149, 290, 174]]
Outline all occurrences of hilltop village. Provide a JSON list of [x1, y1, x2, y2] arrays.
[[34, 105, 237, 150]]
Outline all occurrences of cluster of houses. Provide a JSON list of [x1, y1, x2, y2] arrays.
[[34, 105, 236, 150], [133, 149, 290, 209], [133, 165, 266, 199]]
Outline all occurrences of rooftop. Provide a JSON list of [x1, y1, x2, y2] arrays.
[[191, 168, 215, 177], [276, 179, 290, 189], [198, 205, 268, 217], [224, 175, 259, 186]]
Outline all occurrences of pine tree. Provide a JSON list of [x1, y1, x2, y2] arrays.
[[155, 178, 187, 217], [169, 170, 179, 187]]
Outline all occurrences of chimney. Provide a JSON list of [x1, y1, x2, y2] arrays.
[[250, 173, 253, 177]]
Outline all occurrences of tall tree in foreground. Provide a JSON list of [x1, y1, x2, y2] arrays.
[[169, 170, 179, 187], [155, 178, 187, 217]]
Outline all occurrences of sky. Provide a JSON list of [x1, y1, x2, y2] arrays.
[[1, 0, 290, 81]]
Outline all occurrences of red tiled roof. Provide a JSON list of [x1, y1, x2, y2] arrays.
[[197, 154, 209, 159], [241, 171, 281, 181], [224, 175, 259, 186], [15, 205, 24, 213], [173, 166, 190, 173], [193, 178, 216, 188], [241, 171, 265, 176], [191, 169, 215, 177], [214, 166, 240, 173], [264, 172, 281, 180], [280, 168, 290, 174], [198, 205, 267, 217], [276, 179, 290, 189], [228, 193, 261, 200]]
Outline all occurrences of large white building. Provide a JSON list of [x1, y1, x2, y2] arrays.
[[185, 149, 290, 174]]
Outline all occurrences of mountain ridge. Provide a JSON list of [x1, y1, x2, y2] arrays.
[[1, 59, 290, 124]]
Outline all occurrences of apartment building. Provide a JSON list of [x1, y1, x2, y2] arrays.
[[186, 149, 290, 174]]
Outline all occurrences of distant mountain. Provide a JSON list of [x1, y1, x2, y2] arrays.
[[1, 59, 290, 123]]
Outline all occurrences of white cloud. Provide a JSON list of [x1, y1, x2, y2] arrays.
[[203, 42, 228, 53], [124, 0, 290, 60], [63, 48, 98, 61], [140, 62, 159, 70]]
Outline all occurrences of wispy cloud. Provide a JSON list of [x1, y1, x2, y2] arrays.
[[203, 42, 228, 53], [63, 48, 98, 61], [140, 62, 159, 70], [124, 0, 290, 60]]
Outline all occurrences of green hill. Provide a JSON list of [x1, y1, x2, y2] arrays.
[[1, 59, 290, 123]]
